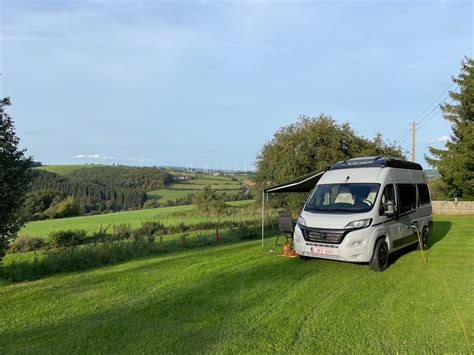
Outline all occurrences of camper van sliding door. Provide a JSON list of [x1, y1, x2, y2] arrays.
[[394, 184, 418, 248]]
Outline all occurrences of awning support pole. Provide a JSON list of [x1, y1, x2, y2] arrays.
[[261, 190, 265, 248]]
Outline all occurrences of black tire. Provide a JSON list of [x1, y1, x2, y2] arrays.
[[416, 227, 430, 250], [370, 239, 389, 272]]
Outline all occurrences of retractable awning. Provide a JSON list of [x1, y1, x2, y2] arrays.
[[261, 169, 326, 247], [263, 169, 326, 193]]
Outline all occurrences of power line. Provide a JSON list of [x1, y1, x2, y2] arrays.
[[394, 124, 411, 143], [416, 94, 450, 127], [392, 82, 456, 144], [414, 83, 455, 125], [417, 106, 444, 131]]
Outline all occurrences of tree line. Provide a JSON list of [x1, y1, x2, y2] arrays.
[[24, 167, 173, 220]]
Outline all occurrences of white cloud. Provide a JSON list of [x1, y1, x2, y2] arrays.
[[431, 135, 451, 144], [75, 154, 117, 160]]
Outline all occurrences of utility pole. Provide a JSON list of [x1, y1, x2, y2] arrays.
[[411, 121, 416, 162]]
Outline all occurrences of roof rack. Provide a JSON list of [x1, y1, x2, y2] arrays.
[[330, 156, 423, 171]]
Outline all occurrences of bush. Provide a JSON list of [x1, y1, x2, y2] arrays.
[[44, 196, 81, 219], [194, 186, 227, 215], [50, 230, 87, 248], [429, 178, 450, 200], [9, 236, 48, 253], [232, 223, 260, 240], [143, 200, 161, 209], [110, 223, 132, 241], [134, 221, 165, 243]]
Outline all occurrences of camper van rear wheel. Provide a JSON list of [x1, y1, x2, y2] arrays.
[[370, 239, 389, 272], [416, 227, 430, 250]]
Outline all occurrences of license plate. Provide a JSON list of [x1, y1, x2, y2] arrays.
[[310, 247, 333, 255]]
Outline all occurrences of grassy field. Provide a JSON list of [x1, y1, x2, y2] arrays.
[[33, 164, 102, 175], [1, 215, 472, 353], [33, 165, 249, 205], [147, 175, 244, 203], [19, 201, 256, 238]]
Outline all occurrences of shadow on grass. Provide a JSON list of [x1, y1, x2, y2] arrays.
[[0, 257, 312, 353], [390, 220, 452, 265]]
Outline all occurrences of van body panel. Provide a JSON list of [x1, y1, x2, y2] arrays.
[[294, 158, 433, 264]]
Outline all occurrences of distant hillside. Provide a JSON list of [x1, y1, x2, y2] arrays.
[[26, 166, 173, 219], [34, 164, 105, 175]]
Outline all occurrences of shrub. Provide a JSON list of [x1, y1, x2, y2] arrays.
[[134, 221, 165, 243], [208, 199, 226, 215], [9, 236, 48, 253], [429, 177, 450, 200], [194, 186, 227, 215], [44, 196, 81, 219], [143, 200, 161, 209], [232, 223, 260, 240], [110, 223, 133, 241], [50, 230, 87, 248]]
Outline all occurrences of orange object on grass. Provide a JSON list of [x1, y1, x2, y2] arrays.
[[283, 242, 291, 256]]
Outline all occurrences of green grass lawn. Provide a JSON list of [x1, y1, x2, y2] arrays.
[[19, 201, 256, 238], [34, 164, 102, 175], [1, 215, 472, 353]]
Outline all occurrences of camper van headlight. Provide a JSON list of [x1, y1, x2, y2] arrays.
[[297, 216, 306, 227], [344, 218, 372, 229]]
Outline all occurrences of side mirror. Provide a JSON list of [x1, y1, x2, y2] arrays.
[[383, 200, 397, 216]]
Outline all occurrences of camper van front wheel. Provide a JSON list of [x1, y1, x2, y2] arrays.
[[370, 239, 389, 272]]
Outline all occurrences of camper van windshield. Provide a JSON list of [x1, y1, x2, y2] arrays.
[[305, 183, 380, 213]]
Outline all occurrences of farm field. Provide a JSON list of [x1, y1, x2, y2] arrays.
[[32, 164, 250, 206], [33, 164, 102, 175], [147, 175, 244, 204], [19, 200, 256, 238], [1, 216, 472, 353]]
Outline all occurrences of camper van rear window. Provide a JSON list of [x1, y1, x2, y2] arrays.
[[417, 184, 431, 206], [305, 183, 380, 213]]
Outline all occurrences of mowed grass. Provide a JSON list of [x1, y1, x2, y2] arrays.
[[33, 165, 102, 175], [19, 201, 256, 238], [1, 216, 472, 353]]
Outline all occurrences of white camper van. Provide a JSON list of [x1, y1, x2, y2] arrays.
[[293, 157, 432, 271]]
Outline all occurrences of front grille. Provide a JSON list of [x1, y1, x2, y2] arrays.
[[301, 227, 345, 244]]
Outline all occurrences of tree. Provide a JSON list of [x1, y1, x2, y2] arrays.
[[426, 57, 474, 200], [0, 98, 33, 260], [255, 114, 404, 210], [194, 186, 226, 215]]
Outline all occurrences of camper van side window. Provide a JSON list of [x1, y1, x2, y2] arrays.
[[417, 184, 431, 206], [397, 184, 416, 214]]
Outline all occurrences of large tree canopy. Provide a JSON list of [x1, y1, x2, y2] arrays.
[[426, 57, 474, 200], [0, 98, 33, 259], [255, 114, 404, 210]]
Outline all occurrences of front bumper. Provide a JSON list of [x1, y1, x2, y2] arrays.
[[293, 224, 374, 263]]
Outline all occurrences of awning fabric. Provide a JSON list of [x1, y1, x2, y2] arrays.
[[263, 169, 325, 193]]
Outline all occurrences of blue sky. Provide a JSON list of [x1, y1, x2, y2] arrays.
[[0, 0, 472, 170]]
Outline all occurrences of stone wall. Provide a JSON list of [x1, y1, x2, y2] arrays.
[[432, 201, 474, 215]]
